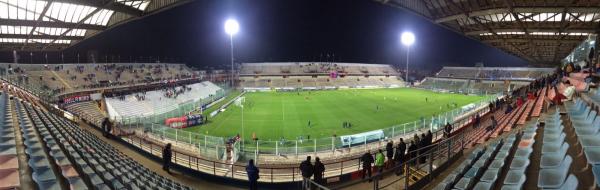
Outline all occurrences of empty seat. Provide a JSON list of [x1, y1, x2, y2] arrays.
[[538, 156, 572, 188]]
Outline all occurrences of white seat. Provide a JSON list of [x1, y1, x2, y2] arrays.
[[538, 156, 572, 189]]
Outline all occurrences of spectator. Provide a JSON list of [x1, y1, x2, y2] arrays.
[[474, 114, 481, 128], [394, 138, 406, 175], [419, 134, 428, 163], [162, 143, 172, 174], [375, 149, 385, 175], [505, 104, 513, 114], [101, 117, 111, 138], [407, 140, 417, 165], [246, 159, 259, 190], [563, 80, 576, 101], [426, 130, 433, 146], [313, 157, 325, 185], [386, 141, 394, 169], [360, 151, 374, 181], [300, 156, 314, 189], [487, 116, 498, 132], [443, 122, 452, 138]]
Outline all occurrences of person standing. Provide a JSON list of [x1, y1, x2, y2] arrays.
[[385, 140, 394, 169], [101, 117, 109, 138], [474, 114, 481, 128], [162, 143, 172, 174], [375, 149, 385, 175], [360, 151, 374, 181], [407, 140, 417, 166], [394, 138, 406, 175], [444, 123, 453, 138], [313, 157, 325, 185], [300, 156, 314, 190], [246, 159, 260, 190]]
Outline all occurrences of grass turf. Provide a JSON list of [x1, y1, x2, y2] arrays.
[[182, 88, 488, 142]]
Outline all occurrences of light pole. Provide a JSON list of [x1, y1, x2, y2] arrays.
[[224, 19, 239, 88], [401, 32, 415, 84]]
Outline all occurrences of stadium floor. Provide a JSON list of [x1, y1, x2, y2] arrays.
[[184, 88, 489, 141]]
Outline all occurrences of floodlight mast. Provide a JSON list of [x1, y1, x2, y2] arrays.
[[401, 32, 415, 85], [225, 19, 239, 88]]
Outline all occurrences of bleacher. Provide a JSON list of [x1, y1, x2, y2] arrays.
[[0, 63, 196, 95], [105, 81, 222, 119], [239, 62, 405, 89], [17, 94, 192, 189], [436, 67, 554, 80], [65, 101, 106, 127]]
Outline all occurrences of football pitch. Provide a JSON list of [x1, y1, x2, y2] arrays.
[[183, 88, 489, 141]]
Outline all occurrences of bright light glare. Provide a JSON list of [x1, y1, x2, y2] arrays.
[[224, 19, 239, 36], [401, 32, 415, 46]]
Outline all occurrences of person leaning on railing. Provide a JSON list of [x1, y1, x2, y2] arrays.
[[245, 159, 259, 190], [300, 156, 314, 190]]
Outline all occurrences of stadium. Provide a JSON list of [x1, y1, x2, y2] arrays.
[[0, 0, 598, 190]]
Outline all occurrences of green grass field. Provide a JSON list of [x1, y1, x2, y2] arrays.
[[182, 88, 488, 141]]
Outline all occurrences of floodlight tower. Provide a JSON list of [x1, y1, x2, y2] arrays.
[[224, 19, 239, 87], [401, 32, 415, 84]]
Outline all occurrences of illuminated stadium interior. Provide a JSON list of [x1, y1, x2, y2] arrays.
[[0, 1, 598, 190]]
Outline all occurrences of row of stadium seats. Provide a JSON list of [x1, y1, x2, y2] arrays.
[[436, 67, 553, 80], [567, 99, 600, 186], [419, 77, 529, 94], [0, 92, 20, 189], [435, 133, 516, 190], [7, 91, 192, 190], [436, 108, 580, 190], [239, 62, 399, 75], [240, 76, 404, 88], [105, 81, 222, 118], [3, 63, 195, 94], [64, 101, 105, 127]]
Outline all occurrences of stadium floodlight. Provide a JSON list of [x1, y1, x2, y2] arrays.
[[401, 32, 415, 46], [224, 19, 239, 88], [401, 32, 415, 84]]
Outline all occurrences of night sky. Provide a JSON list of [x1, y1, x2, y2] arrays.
[[2, 0, 529, 70]]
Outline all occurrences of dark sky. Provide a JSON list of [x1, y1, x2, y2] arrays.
[[2, 0, 529, 70]]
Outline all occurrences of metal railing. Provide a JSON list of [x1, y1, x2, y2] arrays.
[[106, 100, 491, 184]]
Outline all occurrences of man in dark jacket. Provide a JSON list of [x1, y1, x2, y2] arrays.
[[394, 138, 406, 175], [300, 156, 314, 189], [101, 117, 109, 138], [313, 157, 325, 185], [407, 140, 417, 165], [162, 143, 172, 174], [246, 159, 260, 190], [443, 123, 452, 138], [360, 151, 374, 180], [385, 140, 394, 169], [420, 133, 428, 163]]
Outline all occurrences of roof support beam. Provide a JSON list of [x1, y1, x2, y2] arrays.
[[0, 19, 106, 30], [435, 7, 600, 23], [51, 0, 144, 17], [0, 34, 84, 41], [446, 0, 537, 62], [22, 0, 53, 50]]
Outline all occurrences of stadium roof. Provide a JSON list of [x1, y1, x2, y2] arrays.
[[376, 0, 600, 65], [0, 0, 192, 51]]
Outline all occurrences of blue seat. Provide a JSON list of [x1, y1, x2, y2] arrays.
[[503, 169, 526, 186], [480, 169, 500, 183], [541, 143, 569, 169], [542, 141, 567, 155], [538, 155, 572, 189], [583, 147, 600, 165]]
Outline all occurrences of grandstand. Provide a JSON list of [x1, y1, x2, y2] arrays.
[[239, 62, 405, 89], [0, 63, 196, 99], [419, 67, 554, 94]]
